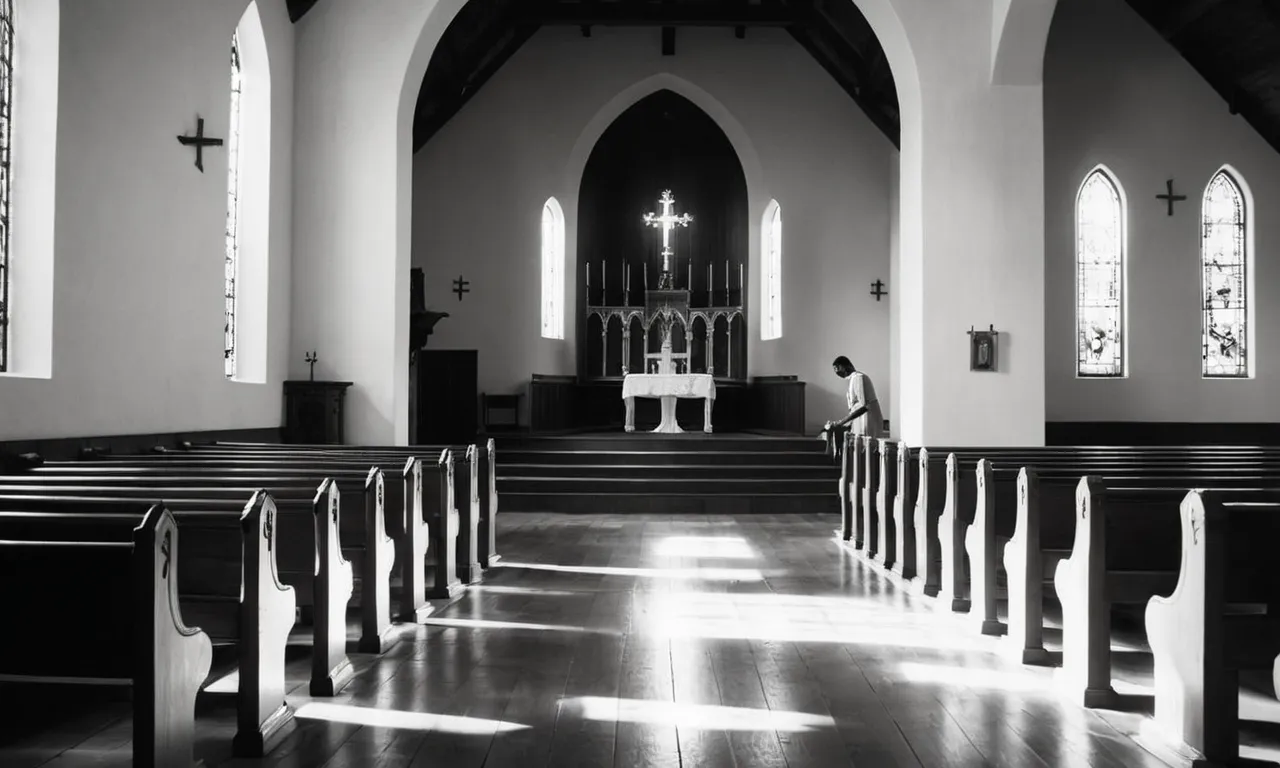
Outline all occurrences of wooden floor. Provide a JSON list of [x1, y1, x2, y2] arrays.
[[7, 512, 1280, 767]]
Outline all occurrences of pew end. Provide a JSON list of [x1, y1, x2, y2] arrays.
[[229, 491, 298, 758], [309, 479, 355, 698], [1146, 492, 1280, 766]]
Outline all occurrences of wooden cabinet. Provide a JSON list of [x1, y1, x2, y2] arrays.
[[283, 381, 352, 444], [417, 350, 478, 443]]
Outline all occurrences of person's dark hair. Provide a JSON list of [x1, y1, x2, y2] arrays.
[[832, 356, 853, 369]]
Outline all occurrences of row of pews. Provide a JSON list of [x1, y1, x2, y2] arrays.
[[0, 438, 501, 767], [838, 434, 1280, 766]]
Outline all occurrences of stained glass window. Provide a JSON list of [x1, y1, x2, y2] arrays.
[[1201, 170, 1249, 377], [1075, 169, 1125, 377], [541, 198, 564, 340], [225, 33, 242, 378], [0, 0, 14, 372], [762, 200, 781, 340]]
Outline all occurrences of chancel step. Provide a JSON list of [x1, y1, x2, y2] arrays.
[[495, 433, 839, 514]]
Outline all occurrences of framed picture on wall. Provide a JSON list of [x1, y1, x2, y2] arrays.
[[968, 326, 998, 372]]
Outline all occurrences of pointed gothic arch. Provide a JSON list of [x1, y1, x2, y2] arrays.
[[1074, 165, 1126, 378], [226, 1, 271, 383], [1200, 166, 1253, 378]]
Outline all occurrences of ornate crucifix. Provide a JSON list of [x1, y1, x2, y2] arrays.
[[643, 190, 693, 290]]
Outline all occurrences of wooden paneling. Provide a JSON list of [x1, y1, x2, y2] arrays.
[[749, 376, 806, 434], [528, 374, 577, 433], [526, 376, 807, 434], [1046, 421, 1280, 446]]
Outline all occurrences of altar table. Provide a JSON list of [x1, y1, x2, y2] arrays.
[[622, 373, 716, 434]]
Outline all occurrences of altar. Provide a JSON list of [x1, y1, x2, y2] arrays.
[[622, 372, 716, 433]]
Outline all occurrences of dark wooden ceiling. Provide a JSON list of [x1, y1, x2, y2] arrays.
[[1120, 0, 1280, 155], [397, 0, 899, 152], [284, 0, 1280, 158]]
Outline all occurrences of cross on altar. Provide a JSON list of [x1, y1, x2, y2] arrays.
[[643, 190, 693, 290]]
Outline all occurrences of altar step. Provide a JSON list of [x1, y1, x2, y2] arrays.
[[495, 433, 841, 514]]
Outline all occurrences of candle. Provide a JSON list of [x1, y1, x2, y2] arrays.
[[587, 262, 591, 287], [707, 263, 712, 295], [739, 264, 743, 291], [688, 264, 692, 291], [644, 263, 648, 290], [602, 260, 606, 304]]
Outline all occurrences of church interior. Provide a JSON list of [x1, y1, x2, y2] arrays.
[[4, 0, 1280, 766]]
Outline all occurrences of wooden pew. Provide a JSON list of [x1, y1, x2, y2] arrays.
[[125, 443, 478, 591], [186, 439, 500, 570], [23, 450, 457, 626], [1054, 479, 1280, 708], [1145, 490, 1280, 766], [0, 492, 296, 757], [0, 502, 212, 767], [905, 449, 1280, 618], [838, 431, 857, 543], [0, 485, 354, 699], [1, 466, 396, 654], [1000, 468, 1280, 666]]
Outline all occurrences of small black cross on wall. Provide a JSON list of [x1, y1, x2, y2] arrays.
[[453, 275, 470, 301], [1157, 179, 1187, 216], [870, 279, 888, 301], [176, 117, 224, 173]]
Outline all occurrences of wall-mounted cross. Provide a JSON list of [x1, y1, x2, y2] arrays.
[[453, 275, 470, 301], [176, 117, 224, 173], [1157, 179, 1187, 216], [870, 279, 888, 301]]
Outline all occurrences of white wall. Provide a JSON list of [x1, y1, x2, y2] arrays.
[[0, 0, 294, 440], [1045, 0, 1280, 423], [412, 26, 895, 433]]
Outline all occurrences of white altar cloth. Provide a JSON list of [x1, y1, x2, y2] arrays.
[[622, 374, 716, 433]]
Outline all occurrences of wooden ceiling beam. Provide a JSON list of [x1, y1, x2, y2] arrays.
[[286, 0, 322, 24], [1153, 0, 1224, 39], [788, 25, 899, 147], [529, 1, 798, 27]]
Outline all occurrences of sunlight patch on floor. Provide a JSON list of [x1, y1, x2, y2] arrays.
[[653, 535, 756, 559], [422, 617, 622, 635], [560, 696, 835, 732], [295, 702, 529, 734], [497, 561, 764, 581], [897, 661, 1046, 691]]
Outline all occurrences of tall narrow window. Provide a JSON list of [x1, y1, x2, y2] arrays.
[[1201, 169, 1249, 378], [224, 33, 242, 378], [1075, 168, 1125, 377], [0, 0, 14, 372], [541, 198, 565, 340], [761, 200, 781, 340]]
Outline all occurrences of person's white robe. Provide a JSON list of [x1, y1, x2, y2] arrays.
[[846, 372, 884, 437]]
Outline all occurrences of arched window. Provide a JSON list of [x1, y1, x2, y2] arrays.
[[761, 200, 782, 340], [1201, 169, 1250, 378], [1075, 168, 1126, 377], [541, 197, 565, 340], [0, 0, 14, 372], [225, 2, 269, 383], [224, 31, 242, 378]]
